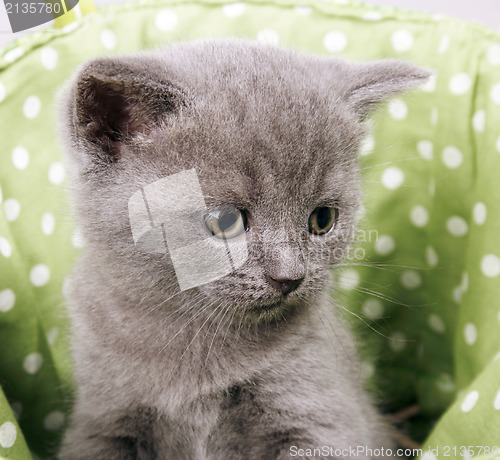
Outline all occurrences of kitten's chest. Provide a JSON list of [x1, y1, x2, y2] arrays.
[[147, 401, 220, 460]]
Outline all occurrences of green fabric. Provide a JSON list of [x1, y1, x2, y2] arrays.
[[0, 0, 499, 458]]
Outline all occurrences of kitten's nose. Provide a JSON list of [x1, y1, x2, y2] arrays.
[[265, 274, 304, 295]]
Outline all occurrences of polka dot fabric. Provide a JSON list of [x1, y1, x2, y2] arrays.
[[0, 0, 499, 458]]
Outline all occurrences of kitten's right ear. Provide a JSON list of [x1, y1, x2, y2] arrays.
[[341, 60, 431, 120], [69, 57, 188, 164]]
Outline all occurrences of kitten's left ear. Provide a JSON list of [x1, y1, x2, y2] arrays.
[[66, 56, 189, 164], [341, 60, 431, 120]]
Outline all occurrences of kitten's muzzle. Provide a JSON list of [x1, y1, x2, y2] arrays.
[[265, 274, 304, 295]]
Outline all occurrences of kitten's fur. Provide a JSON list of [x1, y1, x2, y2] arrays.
[[58, 40, 427, 459]]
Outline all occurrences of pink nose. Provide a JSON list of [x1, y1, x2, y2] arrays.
[[265, 275, 303, 295]]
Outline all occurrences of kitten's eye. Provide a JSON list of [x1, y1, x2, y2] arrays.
[[205, 206, 247, 239], [308, 207, 338, 235]]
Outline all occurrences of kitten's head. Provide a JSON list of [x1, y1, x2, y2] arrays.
[[60, 40, 427, 322]]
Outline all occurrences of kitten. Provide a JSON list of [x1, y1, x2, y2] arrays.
[[58, 40, 427, 459]]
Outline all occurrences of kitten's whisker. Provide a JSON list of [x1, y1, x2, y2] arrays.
[[358, 156, 421, 172], [156, 297, 215, 354], [177, 302, 226, 364], [352, 286, 434, 309], [138, 288, 190, 320], [204, 302, 232, 366], [326, 296, 393, 339]]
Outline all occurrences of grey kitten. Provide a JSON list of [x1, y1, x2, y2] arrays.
[[58, 40, 427, 459]]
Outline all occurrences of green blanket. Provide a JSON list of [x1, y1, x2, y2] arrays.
[[1, 0, 499, 458]]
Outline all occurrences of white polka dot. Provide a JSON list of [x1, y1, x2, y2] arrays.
[[487, 43, 500, 65], [356, 204, 366, 220], [44, 411, 65, 431], [391, 29, 413, 52], [498, 311, 500, 323], [438, 34, 450, 54], [294, 5, 312, 15], [449, 73, 472, 95], [497, 135, 500, 153], [62, 22, 78, 33], [472, 110, 486, 132], [362, 298, 384, 320], [388, 99, 407, 120], [421, 451, 437, 460], [0, 289, 15, 313], [360, 361, 374, 380], [442, 146, 463, 169], [417, 140, 433, 160], [222, 2, 245, 17], [389, 331, 406, 352], [410, 205, 429, 227], [494, 389, 500, 410], [453, 286, 464, 304], [381, 167, 404, 190], [23, 95, 41, 119], [257, 29, 279, 46], [400, 270, 422, 290], [62, 276, 72, 299], [422, 73, 436, 92], [481, 254, 500, 278], [425, 246, 438, 267], [359, 135, 374, 156], [40, 47, 58, 70], [491, 83, 500, 105], [11, 146, 29, 170], [461, 390, 479, 412], [48, 162, 66, 185], [100, 29, 117, 50], [494, 351, 500, 361], [338, 269, 360, 290], [0, 421, 17, 448], [446, 216, 468, 237], [47, 327, 59, 345], [362, 11, 382, 21], [431, 107, 438, 125], [436, 373, 455, 393], [374, 235, 395, 256], [4, 47, 24, 63], [41, 212, 55, 236], [473, 202, 487, 225], [428, 314, 445, 333], [72, 228, 86, 249], [155, 9, 178, 31], [0, 185, 2, 204], [464, 323, 477, 345], [0, 82, 5, 102], [30, 264, 50, 287], [428, 178, 435, 196], [3, 198, 21, 222], [0, 237, 11, 258], [461, 272, 469, 292], [23, 352, 43, 374], [323, 31, 347, 53]]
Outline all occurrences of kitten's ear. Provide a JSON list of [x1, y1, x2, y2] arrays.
[[71, 57, 187, 163], [342, 60, 430, 120]]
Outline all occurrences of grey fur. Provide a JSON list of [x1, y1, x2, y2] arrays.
[[58, 40, 428, 459]]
